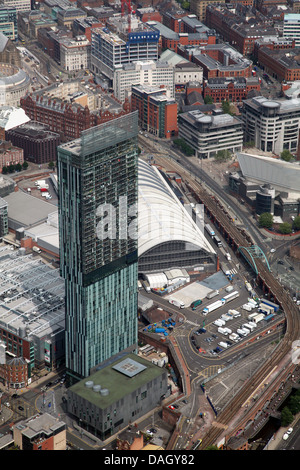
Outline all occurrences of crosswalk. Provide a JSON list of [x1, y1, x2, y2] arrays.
[[185, 319, 199, 327], [228, 267, 238, 275]]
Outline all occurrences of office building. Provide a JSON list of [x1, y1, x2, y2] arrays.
[[178, 109, 243, 159], [91, 17, 159, 81], [283, 13, 300, 47], [242, 96, 300, 154], [59, 35, 90, 72], [229, 152, 300, 218], [5, 121, 60, 164], [113, 59, 175, 103], [0, 0, 30, 13], [0, 6, 17, 40], [58, 112, 139, 383]]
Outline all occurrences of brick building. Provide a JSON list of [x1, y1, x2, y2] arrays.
[[147, 20, 216, 54], [253, 37, 296, 61], [5, 122, 60, 164], [257, 46, 300, 81], [0, 357, 28, 389], [13, 413, 66, 450], [136, 7, 162, 24], [0, 140, 24, 171], [20, 92, 130, 142], [131, 84, 178, 139], [72, 16, 103, 42], [178, 43, 252, 79], [205, 4, 277, 55], [203, 77, 261, 103]]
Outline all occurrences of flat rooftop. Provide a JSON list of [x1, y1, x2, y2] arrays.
[[0, 245, 65, 340], [69, 353, 165, 409]]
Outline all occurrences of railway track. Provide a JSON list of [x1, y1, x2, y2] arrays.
[[184, 176, 300, 448]]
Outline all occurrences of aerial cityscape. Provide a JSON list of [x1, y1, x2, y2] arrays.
[[0, 0, 299, 455]]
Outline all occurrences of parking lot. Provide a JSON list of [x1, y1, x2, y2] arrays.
[[190, 296, 283, 356]]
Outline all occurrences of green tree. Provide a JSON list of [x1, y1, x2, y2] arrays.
[[15, 163, 22, 172], [243, 140, 255, 148], [259, 212, 273, 228], [280, 150, 294, 162], [8, 164, 15, 173], [281, 406, 294, 427], [2, 166, 8, 174], [22, 161, 28, 170], [48, 161, 55, 169], [204, 445, 220, 450], [279, 222, 292, 234], [221, 100, 235, 115], [221, 99, 231, 114], [204, 95, 213, 104], [293, 216, 300, 230], [287, 395, 300, 415], [215, 149, 232, 162]]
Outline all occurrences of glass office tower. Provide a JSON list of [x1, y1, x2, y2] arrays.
[[58, 112, 139, 382]]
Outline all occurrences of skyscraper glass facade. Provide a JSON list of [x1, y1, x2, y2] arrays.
[[58, 112, 139, 381]]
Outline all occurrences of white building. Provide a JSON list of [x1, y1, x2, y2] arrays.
[[242, 96, 300, 155], [0, 106, 30, 131], [0, 0, 30, 13], [91, 18, 159, 81], [178, 109, 243, 159], [60, 35, 90, 72], [113, 60, 175, 103], [283, 13, 300, 47]]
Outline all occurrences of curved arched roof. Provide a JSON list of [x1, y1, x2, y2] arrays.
[[138, 159, 216, 257]]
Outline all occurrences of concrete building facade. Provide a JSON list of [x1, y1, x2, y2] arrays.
[[179, 109, 243, 159]]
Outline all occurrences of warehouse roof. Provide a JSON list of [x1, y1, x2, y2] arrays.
[[4, 191, 56, 229]]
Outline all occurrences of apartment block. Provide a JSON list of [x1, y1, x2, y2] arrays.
[[58, 113, 139, 382], [131, 84, 178, 139]]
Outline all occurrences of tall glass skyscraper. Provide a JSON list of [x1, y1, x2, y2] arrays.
[[57, 112, 139, 382]]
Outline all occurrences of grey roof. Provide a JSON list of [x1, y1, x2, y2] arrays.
[[237, 152, 300, 194], [4, 191, 56, 228]]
